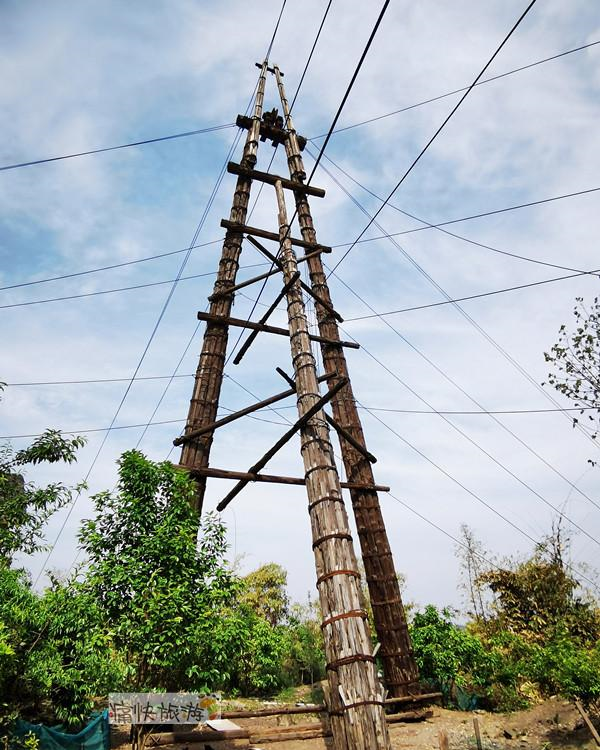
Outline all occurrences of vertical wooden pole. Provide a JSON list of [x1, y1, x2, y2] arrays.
[[273, 64, 420, 697], [275, 179, 391, 750], [179, 62, 269, 512]]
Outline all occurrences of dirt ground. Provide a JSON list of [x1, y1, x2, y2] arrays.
[[229, 699, 596, 749], [111, 696, 600, 750], [229, 698, 598, 749]]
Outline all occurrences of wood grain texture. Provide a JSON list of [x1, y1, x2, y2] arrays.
[[179, 62, 269, 512], [274, 178, 391, 750], [273, 63, 420, 698]]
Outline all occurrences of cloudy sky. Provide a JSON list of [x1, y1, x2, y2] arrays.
[[2, 0, 600, 612]]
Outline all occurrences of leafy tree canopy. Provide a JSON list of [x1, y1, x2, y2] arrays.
[[0, 425, 86, 564], [545, 296, 600, 451]]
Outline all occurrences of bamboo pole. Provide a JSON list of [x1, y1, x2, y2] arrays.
[[179, 61, 269, 513], [273, 64, 420, 697], [274, 178, 391, 750]]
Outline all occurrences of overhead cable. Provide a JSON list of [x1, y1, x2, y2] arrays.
[[309, 39, 600, 139], [0, 123, 235, 172], [0, 239, 223, 292], [4, 38, 596, 174], [328, 0, 540, 276], [317, 151, 599, 277]]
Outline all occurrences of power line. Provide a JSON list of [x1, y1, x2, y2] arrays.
[[313, 149, 600, 514], [385, 491, 600, 596], [344, 327, 600, 547], [5, 181, 597, 296], [3, 38, 596, 176], [31, 86, 261, 587], [309, 39, 600, 139], [314, 147, 600, 456], [328, 0, 540, 277], [264, 0, 288, 60], [305, 0, 390, 188], [359, 404, 600, 592], [354, 186, 600, 244], [0, 239, 223, 292], [4, 374, 194, 387], [0, 408, 289, 441], [0, 123, 235, 172], [7, 376, 598, 416], [287, 0, 334, 116], [317, 150, 599, 277], [343, 268, 599, 320], [0, 263, 267, 310]]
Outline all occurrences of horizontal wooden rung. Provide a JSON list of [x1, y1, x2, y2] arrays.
[[227, 161, 325, 198], [196, 311, 360, 349], [221, 219, 332, 253], [175, 465, 389, 492]]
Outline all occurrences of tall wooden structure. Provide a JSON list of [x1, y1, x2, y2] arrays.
[[176, 61, 418, 750]]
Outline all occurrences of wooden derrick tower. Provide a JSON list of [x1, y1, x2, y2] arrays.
[[176, 61, 419, 749]]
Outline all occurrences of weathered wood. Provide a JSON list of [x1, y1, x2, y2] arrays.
[[386, 709, 433, 723], [473, 717, 483, 750], [438, 729, 449, 750], [575, 700, 600, 747], [222, 705, 324, 719], [273, 173, 391, 750], [208, 265, 282, 301], [384, 691, 442, 706], [227, 161, 325, 197], [221, 219, 331, 252], [176, 465, 390, 492], [179, 61, 269, 514], [326, 414, 377, 464], [274, 63, 420, 699], [275, 366, 296, 388], [216, 378, 348, 512], [246, 235, 343, 322], [147, 729, 249, 745], [219, 692, 442, 721], [251, 728, 329, 744], [174, 363, 320, 446], [196, 311, 359, 349], [233, 272, 300, 365]]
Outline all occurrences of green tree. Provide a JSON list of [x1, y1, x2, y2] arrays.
[[0, 427, 85, 564], [477, 530, 600, 646], [544, 297, 600, 449], [241, 563, 289, 626], [78, 450, 239, 692]]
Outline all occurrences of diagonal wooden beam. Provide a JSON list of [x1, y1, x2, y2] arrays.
[[246, 235, 343, 322], [216, 377, 348, 511], [208, 265, 282, 301], [173, 367, 331, 447], [233, 272, 300, 365]]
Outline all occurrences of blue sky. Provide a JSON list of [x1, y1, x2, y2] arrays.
[[2, 0, 600, 611]]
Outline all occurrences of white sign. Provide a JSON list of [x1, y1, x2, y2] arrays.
[[108, 693, 221, 724]]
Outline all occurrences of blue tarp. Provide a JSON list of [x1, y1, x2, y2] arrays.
[[15, 710, 110, 750]]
